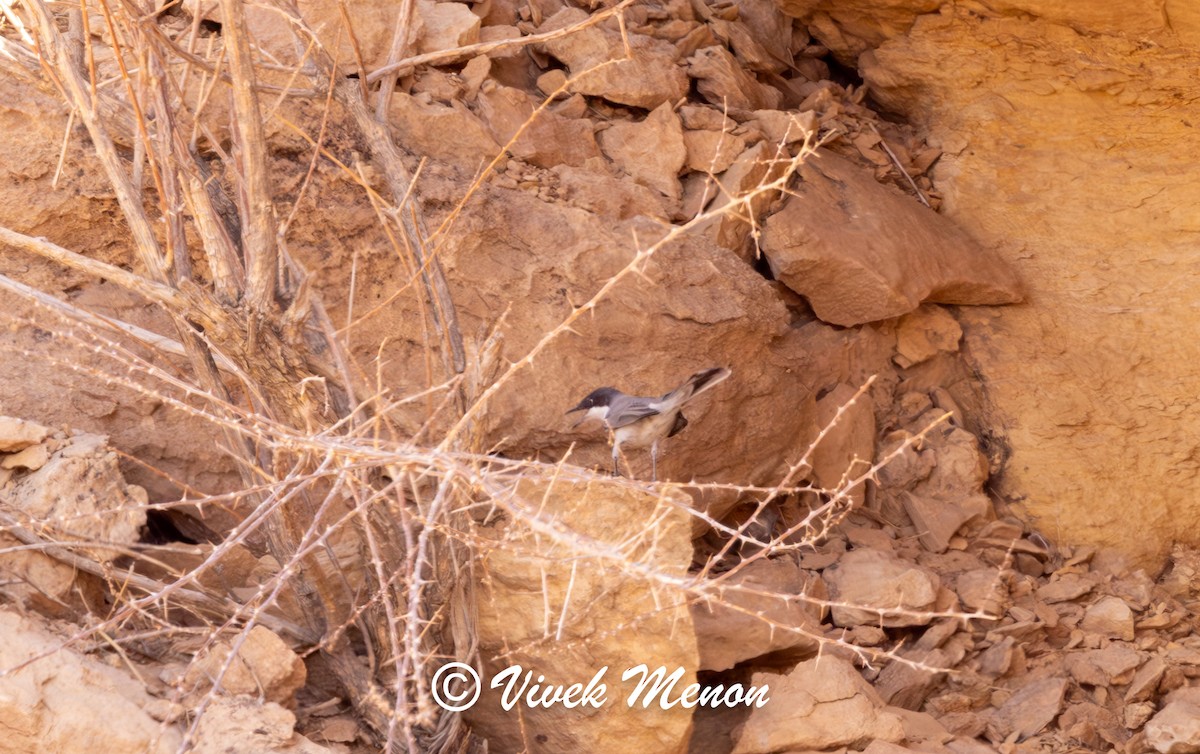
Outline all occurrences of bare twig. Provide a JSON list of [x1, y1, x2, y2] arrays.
[[870, 123, 930, 208], [217, 0, 279, 313]]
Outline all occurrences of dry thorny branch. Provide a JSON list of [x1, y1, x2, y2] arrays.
[[0, 1, 1003, 752]]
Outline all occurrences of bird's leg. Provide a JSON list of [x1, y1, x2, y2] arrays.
[[651, 441, 659, 482], [611, 441, 621, 477]]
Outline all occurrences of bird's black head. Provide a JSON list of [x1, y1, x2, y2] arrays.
[[566, 387, 619, 414]]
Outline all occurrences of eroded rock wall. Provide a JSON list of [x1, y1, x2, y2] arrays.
[[834, 4, 1200, 567]]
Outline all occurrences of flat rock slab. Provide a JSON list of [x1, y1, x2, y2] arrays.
[[1064, 644, 1142, 687], [730, 657, 904, 753], [986, 676, 1067, 742], [598, 102, 686, 200], [0, 416, 49, 452], [540, 8, 689, 109], [1146, 700, 1200, 754], [760, 150, 1022, 326], [1080, 595, 1136, 640], [822, 547, 940, 628], [692, 557, 822, 672]]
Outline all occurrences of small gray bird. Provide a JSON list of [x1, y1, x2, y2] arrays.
[[567, 367, 731, 481]]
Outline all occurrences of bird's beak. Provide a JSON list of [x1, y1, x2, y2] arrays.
[[566, 404, 586, 428]]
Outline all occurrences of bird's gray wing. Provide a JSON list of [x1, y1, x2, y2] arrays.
[[605, 396, 660, 429]]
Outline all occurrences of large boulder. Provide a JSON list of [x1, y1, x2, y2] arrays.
[[467, 477, 698, 753]]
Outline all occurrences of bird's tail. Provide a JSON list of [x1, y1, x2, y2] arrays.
[[663, 367, 731, 408]]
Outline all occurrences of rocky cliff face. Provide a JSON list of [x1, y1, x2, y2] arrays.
[[4, 0, 1193, 568], [823, 1, 1200, 567], [2, 0, 1199, 751]]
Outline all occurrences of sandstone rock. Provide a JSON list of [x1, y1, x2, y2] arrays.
[[411, 69, 467, 104], [954, 568, 1006, 616], [903, 491, 989, 555], [751, 109, 816, 145], [679, 105, 737, 132], [875, 647, 950, 710], [709, 140, 789, 260], [915, 427, 989, 499], [771, 2, 936, 64], [977, 636, 1015, 679], [540, 8, 689, 109], [893, 706, 956, 748], [876, 431, 935, 490], [461, 55, 492, 99], [822, 547, 940, 628], [466, 477, 697, 753], [1127, 657, 1167, 703], [1037, 573, 1098, 604], [183, 0, 413, 71], [1065, 644, 1143, 687], [415, 0, 481, 54], [0, 416, 49, 452], [1112, 571, 1155, 611], [860, 7, 1200, 568], [598, 103, 686, 200], [1081, 596, 1136, 641], [551, 93, 589, 119], [687, 45, 782, 112], [729, 657, 905, 753], [1160, 548, 1200, 600], [940, 710, 989, 738], [1, 442, 49, 470], [1, 431, 146, 604], [844, 624, 887, 646], [1146, 701, 1200, 754], [1139, 610, 1181, 631], [1126, 701, 1157, 730], [844, 524, 895, 552], [192, 697, 334, 754], [674, 174, 723, 223], [930, 386, 965, 429], [683, 129, 746, 174], [552, 164, 672, 221], [1058, 701, 1126, 751], [760, 149, 1022, 326], [478, 84, 602, 169], [315, 717, 358, 743], [184, 626, 307, 705], [894, 305, 963, 368], [729, 0, 794, 68], [708, 18, 781, 76], [947, 738, 1001, 754], [0, 609, 183, 753], [536, 69, 569, 96], [811, 382, 875, 508], [959, 0, 1172, 41], [796, 0, 1200, 61], [692, 557, 822, 671], [985, 676, 1067, 743], [388, 92, 502, 170], [478, 24, 524, 57], [881, 423, 990, 554]]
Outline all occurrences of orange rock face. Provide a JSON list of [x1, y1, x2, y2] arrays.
[[853, 7, 1200, 567]]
